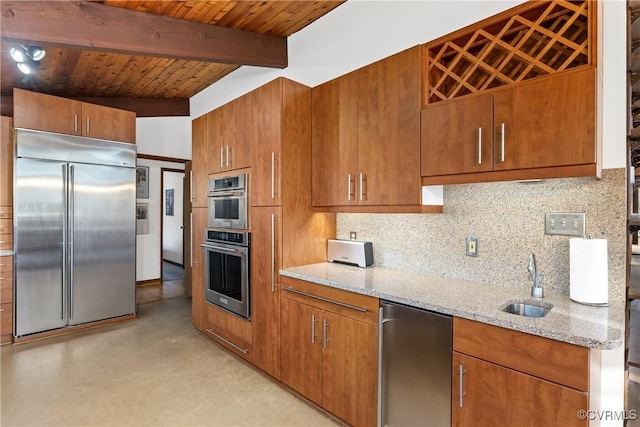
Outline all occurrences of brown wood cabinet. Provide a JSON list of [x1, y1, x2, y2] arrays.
[[13, 88, 136, 143], [0, 255, 13, 344], [453, 317, 589, 426], [250, 206, 282, 378], [422, 67, 597, 184], [1, 117, 13, 209], [191, 116, 209, 209], [210, 94, 252, 174], [250, 78, 336, 380], [280, 276, 378, 427], [312, 47, 422, 211], [190, 208, 208, 331]]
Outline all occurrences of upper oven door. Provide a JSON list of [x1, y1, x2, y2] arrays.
[[208, 192, 247, 229]]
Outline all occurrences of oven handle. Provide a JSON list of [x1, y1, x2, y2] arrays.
[[208, 190, 244, 198], [200, 243, 240, 254]]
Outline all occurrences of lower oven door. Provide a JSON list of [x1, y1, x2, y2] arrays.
[[201, 242, 250, 319]]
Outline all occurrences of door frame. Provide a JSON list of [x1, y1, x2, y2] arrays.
[[160, 167, 186, 275], [136, 154, 189, 287]]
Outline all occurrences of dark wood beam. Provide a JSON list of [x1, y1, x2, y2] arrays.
[[0, 1, 288, 68], [1, 96, 190, 117], [73, 97, 190, 117]]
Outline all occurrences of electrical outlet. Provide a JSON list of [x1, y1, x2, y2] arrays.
[[466, 237, 478, 257], [545, 213, 585, 237], [349, 231, 357, 240]]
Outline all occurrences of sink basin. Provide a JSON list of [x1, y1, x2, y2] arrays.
[[501, 300, 553, 318]]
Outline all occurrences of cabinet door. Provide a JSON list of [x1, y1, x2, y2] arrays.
[[493, 68, 596, 171], [250, 206, 282, 379], [251, 79, 282, 207], [208, 107, 225, 174], [191, 208, 208, 331], [224, 93, 252, 171], [1, 117, 13, 207], [357, 47, 421, 206], [322, 311, 378, 427], [191, 115, 209, 208], [311, 73, 358, 207], [421, 94, 493, 176], [280, 297, 323, 405], [453, 352, 588, 427], [14, 88, 82, 136], [81, 102, 136, 143]]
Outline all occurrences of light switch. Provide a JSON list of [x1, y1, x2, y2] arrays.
[[545, 213, 585, 237]]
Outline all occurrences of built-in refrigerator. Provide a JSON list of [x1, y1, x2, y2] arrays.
[[14, 129, 137, 337]]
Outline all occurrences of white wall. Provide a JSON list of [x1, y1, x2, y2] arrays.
[[162, 171, 184, 265], [136, 116, 192, 159]]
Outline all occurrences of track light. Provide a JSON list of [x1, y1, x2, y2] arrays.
[[10, 44, 46, 75], [26, 46, 45, 61]]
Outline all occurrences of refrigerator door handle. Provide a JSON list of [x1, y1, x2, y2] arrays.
[[69, 164, 75, 321], [62, 164, 68, 320]]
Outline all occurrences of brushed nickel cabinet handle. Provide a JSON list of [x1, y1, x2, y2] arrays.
[[271, 214, 276, 293], [477, 127, 482, 165], [206, 328, 248, 354], [359, 173, 364, 201], [189, 213, 193, 268], [271, 152, 276, 199], [74, 115, 78, 133], [322, 318, 329, 349], [220, 146, 224, 168], [311, 314, 317, 344], [226, 145, 230, 167], [347, 174, 352, 201], [500, 122, 505, 163], [459, 364, 465, 408], [86, 117, 90, 135], [282, 287, 367, 312]]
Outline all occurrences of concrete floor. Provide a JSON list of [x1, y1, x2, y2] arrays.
[[1, 297, 338, 427]]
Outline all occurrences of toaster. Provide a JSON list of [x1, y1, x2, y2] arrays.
[[327, 239, 374, 268]]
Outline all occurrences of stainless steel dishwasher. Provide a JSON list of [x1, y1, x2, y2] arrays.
[[379, 301, 452, 427]]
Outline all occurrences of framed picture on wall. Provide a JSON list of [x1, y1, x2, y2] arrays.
[[136, 203, 149, 234], [165, 188, 174, 216], [136, 166, 149, 199]]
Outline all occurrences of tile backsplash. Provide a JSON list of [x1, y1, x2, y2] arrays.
[[337, 169, 627, 304]]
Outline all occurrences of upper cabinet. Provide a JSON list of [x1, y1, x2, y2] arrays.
[[13, 88, 136, 144], [312, 47, 422, 212], [210, 93, 252, 174], [422, 68, 596, 181], [421, 0, 598, 185]]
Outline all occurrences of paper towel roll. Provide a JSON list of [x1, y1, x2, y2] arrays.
[[570, 237, 608, 306]]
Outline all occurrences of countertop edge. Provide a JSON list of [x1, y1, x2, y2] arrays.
[[280, 267, 623, 351]]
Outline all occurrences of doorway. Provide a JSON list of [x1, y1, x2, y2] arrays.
[[159, 168, 186, 300]]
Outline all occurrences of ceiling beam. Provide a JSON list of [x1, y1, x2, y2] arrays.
[[0, 1, 288, 68], [1, 96, 190, 117]]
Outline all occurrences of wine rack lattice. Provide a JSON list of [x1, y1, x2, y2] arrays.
[[425, 0, 591, 105]]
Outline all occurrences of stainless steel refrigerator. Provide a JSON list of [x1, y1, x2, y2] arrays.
[[14, 129, 137, 337]]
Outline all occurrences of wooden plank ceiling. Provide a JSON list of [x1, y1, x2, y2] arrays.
[[0, 1, 345, 116]]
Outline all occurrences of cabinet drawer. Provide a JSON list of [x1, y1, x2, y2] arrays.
[[0, 206, 11, 219], [0, 256, 12, 304], [1, 301, 12, 343], [280, 276, 379, 326], [0, 234, 12, 251], [203, 319, 251, 361], [453, 317, 588, 391], [0, 218, 12, 235]]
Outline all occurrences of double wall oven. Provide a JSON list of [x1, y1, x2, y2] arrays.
[[202, 174, 251, 319]]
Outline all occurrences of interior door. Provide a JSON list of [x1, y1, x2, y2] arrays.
[[69, 163, 135, 325], [14, 158, 67, 336]]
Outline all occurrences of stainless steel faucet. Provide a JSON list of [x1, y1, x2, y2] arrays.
[[528, 253, 544, 298]]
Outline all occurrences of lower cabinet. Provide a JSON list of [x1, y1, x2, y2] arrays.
[[280, 276, 379, 427], [452, 317, 589, 427]]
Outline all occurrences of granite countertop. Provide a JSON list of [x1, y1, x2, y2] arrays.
[[280, 262, 624, 350]]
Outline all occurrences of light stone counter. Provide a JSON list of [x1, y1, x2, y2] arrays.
[[280, 262, 624, 350]]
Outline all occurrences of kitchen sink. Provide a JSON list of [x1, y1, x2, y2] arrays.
[[500, 300, 553, 318]]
